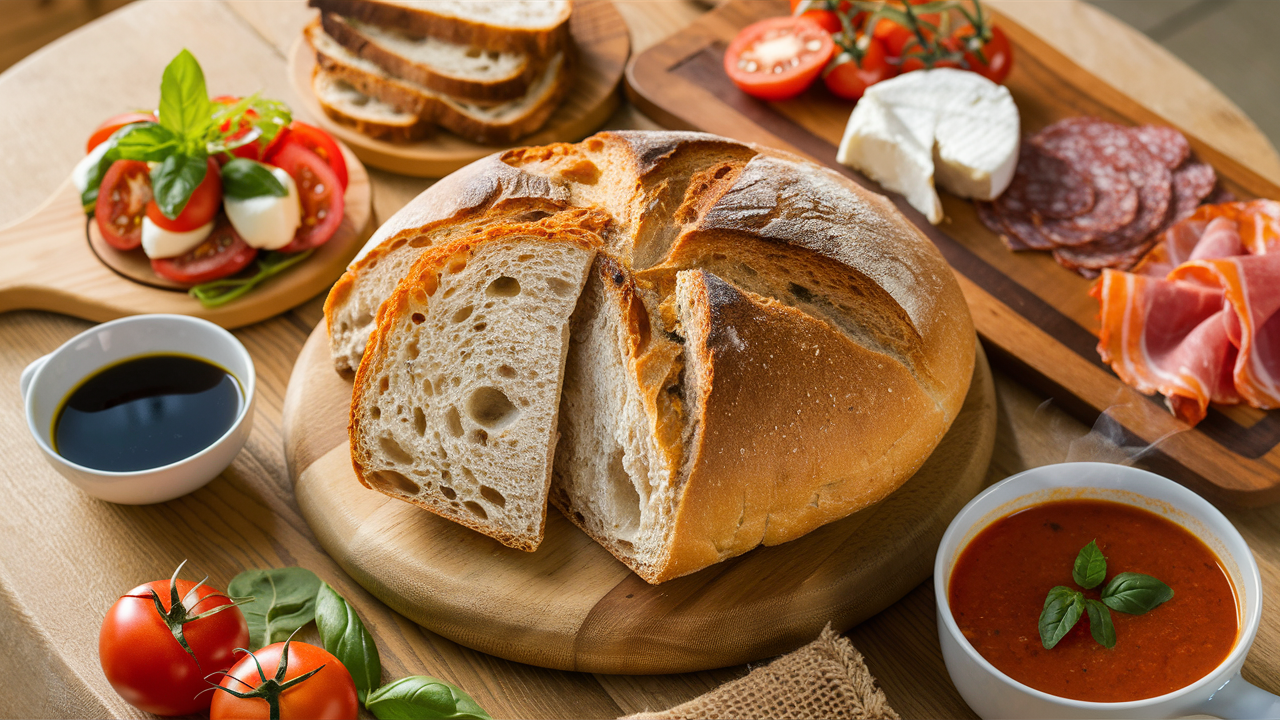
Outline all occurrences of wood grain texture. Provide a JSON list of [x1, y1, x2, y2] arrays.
[[624, 0, 1280, 506], [4, 1, 1280, 718], [0, 142, 372, 328], [282, 322, 996, 674], [287, 0, 630, 177]]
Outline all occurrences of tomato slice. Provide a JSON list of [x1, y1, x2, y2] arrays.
[[87, 112, 157, 153], [95, 160, 153, 251], [823, 38, 896, 100], [267, 122, 348, 191], [268, 144, 344, 253], [724, 17, 835, 102], [151, 219, 258, 285], [146, 157, 222, 232]]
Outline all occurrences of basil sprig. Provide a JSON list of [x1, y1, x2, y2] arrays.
[[315, 581, 381, 704], [227, 567, 322, 649], [1038, 540, 1174, 650], [367, 677, 493, 720]]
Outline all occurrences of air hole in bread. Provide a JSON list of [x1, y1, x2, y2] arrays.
[[711, 253, 727, 261], [406, 340, 419, 359], [587, 138, 603, 152], [487, 51, 500, 61], [464, 501, 488, 520], [461, 467, 476, 483], [440, 484, 457, 500], [379, 377, 390, 393], [388, 237, 407, 252], [470, 429, 489, 446], [413, 407, 427, 437], [369, 470, 417, 495], [445, 407, 464, 437], [616, 539, 634, 551], [423, 377, 434, 396], [517, 254, 535, 262], [497, 364, 516, 378], [479, 64, 491, 72], [479, 485, 506, 508], [627, 296, 651, 355], [547, 277, 573, 297], [473, 322, 487, 332], [411, 313, 425, 325], [442, 286, 457, 299], [408, 234, 431, 248], [485, 276, 521, 297], [606, 450, 642, 535], [366, 257, 378, 269], [713, 165, 732, 179], [465, 47, 482, 58], [788, 283, 815, 303], [370, 406, 381, 420], [379, 435, 414, 465], [452, 305, 474, 323], [448, 258, 467, 274]]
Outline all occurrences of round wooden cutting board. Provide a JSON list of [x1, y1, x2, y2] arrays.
[[0, 144, 373, 329], [288, 0, 630, 178], [284, 321, 996, 674]]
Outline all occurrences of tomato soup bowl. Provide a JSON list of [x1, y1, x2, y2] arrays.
[[934, 462, 1278, 719], [20, 314, 255, 505]]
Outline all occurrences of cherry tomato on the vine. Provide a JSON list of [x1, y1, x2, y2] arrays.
[[210, 641, 358, 720], [957, 24, 1014, 84], [823, 37, 897, 100]]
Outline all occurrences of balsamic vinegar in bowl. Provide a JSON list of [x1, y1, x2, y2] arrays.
[[53, 354, 243, 472]]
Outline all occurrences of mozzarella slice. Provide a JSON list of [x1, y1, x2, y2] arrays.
[[72, 142, 112, 194], [836, 68, 1020, 224], [142, 218, 214, 259], [224, 166, 302, 250]]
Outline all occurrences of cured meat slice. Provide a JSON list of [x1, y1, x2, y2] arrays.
[[1007, 144, 1094, 219], [1188, 217, 1245, 262], [1092, 269, 1238, 424], [1171, 253, 1280, 409], [1165, 159, 1217, 230], [1033, 164, 1138, 246], [1138, 200, 1280, 275], [1131, 125, 1191, 170]]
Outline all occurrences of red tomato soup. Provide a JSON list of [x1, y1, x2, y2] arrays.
[[948, 499, 1238, 702]]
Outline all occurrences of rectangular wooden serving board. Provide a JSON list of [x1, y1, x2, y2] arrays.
[[625, 0, 1280, 506]]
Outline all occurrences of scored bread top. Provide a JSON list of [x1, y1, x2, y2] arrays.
[[328, 130, 975, 582]]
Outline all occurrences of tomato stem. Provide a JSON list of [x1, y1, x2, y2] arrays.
[[208, 633, 325, 720], [124, 560, 254, 669]]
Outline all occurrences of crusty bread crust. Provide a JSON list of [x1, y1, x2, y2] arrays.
[[331, 130, 975, 582], [312, 68, 432, 143], [308, 0, 572, 57], [320, 12, 543, 104]]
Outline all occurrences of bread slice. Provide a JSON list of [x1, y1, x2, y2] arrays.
[[350, 220, 600, 551], [321, 12, 543, 104], [308, 0, 572, 56], [312, 69, 431, 143], [306, 19, 573, 145]]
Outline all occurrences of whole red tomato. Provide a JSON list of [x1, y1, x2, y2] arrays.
[[210, 640, 358, 720], [958, 24, 1014, 84], [823, 37, 896, 100], [99, 574, 249, 716]]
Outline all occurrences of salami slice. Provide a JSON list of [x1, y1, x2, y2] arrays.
[[1013, 145, 1095, 219], [1131, 125, 1191, 170], [975, 201, 1026, 250], [1032, 163, 1138, 245], [1166, 159, 1217, 227]]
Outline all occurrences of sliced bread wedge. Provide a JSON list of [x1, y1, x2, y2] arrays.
[[309, 0, 572, 56], [306, 20, 573, 145], [349, 219, 600, 551], [312, 68, 431, 143], [321, 13, 543, 104]]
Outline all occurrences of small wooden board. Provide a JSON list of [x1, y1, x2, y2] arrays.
[[282, 322, 995, 674], [0, 143, 373, 329], [288, 0, 629, 178], [625, 0, 1280, 506]]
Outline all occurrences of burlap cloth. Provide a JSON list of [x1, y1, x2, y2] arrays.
[[624, 624, 900, 720]]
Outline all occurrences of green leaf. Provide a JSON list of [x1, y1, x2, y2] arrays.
[[112, 123, 179, 162], [80, 123, 153, 211], [150, 151, 208, 220], [188, 250, 313, 308], [227, 567, 322, 650], [1102, 572, 1174, 615], [1085, 599, 1116, 649], [221, 158, 287, 199], [315, 581, 381, 704], [158, 49, 213, 146], [366, 676, 492, 720], [1072, 540, 1107, 590], [1038, 586, 1084, 650]]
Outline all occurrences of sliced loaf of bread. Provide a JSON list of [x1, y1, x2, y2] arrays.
[[321, 13, 542, 104], [309, 0, 572, 56], [349, 219, 600, 551], [312, 69, 431, 143]]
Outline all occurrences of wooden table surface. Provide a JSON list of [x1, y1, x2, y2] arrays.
[[2, 2, 1279, 718]]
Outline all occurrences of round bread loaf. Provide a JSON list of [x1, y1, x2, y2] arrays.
[[327, 130, 975, 583]]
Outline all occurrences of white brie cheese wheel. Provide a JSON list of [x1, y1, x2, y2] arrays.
[[141, 217, 215, 259], [836, 68, 1020, 224], [224, 166, 302, 250]]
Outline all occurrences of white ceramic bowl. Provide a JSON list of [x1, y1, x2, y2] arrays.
[[20, 314, 255, 504], [935, 462, 1280, 719]]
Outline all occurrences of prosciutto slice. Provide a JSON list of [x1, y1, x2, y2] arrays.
[[1094, 200, 1280, 426]]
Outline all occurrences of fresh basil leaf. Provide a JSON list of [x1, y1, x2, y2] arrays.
[[1072, 539, 1107, 590], [158, 49, 213, 147], [189, 250, 313, 308], [1038, 586, 1084, 650], [221, 158, 286, 199], [112, 123, 178, 162], [150, 151, 208, 220], [227, 567, 322, 650], [315, 581, 381, 704], [1102, 572, 1174, 615], [80, 123, 153, 210], [1085, 598, 1116, 649], [366, 676, 492, 720]]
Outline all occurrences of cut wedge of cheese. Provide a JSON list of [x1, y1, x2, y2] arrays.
[[836, 68, 1020, 224]]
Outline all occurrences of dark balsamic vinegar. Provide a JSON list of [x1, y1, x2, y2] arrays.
[[54, 354, 242, 472]]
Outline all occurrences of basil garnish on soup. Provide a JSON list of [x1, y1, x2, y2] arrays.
[[1037, 539, 1173, 650]]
